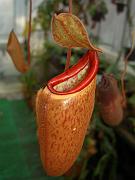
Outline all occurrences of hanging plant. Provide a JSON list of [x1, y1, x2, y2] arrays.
[[36, 0, 102, 176], [89, 1, 108, 27], [7, 30, 29, 73], [7, 0, 32, 73], [6, 0, 102, 176], [97, 74, 124, 126], [116, 3, 125, 13], [112, 0, 126, 14]]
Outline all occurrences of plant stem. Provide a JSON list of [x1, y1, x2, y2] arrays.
[[28, 0, 32, 65], [69, 0, 72, 13], [109, 2, 129, 73], [65, 48, 72, 71], [121, 30, 135, 106], [120, 0, 132, 106], [65, 0, 72, 71]]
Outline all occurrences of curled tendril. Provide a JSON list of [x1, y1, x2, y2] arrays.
[[121, 30, 135, 107]]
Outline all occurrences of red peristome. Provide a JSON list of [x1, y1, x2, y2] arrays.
[[47, 51, 99, 95]]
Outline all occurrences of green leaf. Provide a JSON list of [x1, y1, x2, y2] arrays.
[[129, 94, 135, 106], [93, 153, 111, 179]]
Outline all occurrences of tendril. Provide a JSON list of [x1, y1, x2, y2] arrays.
[[121, 30, 135, 107]]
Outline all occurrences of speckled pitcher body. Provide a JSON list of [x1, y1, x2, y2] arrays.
[[36, 51, 99, 176]]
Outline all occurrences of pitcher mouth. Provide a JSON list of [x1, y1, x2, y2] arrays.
[[47, 51, 99, 95]]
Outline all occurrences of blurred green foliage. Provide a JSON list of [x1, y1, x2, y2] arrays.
[[89, 1, 108, 21]]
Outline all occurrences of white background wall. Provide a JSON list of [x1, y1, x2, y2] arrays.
[[98, 0, 135, 51]]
